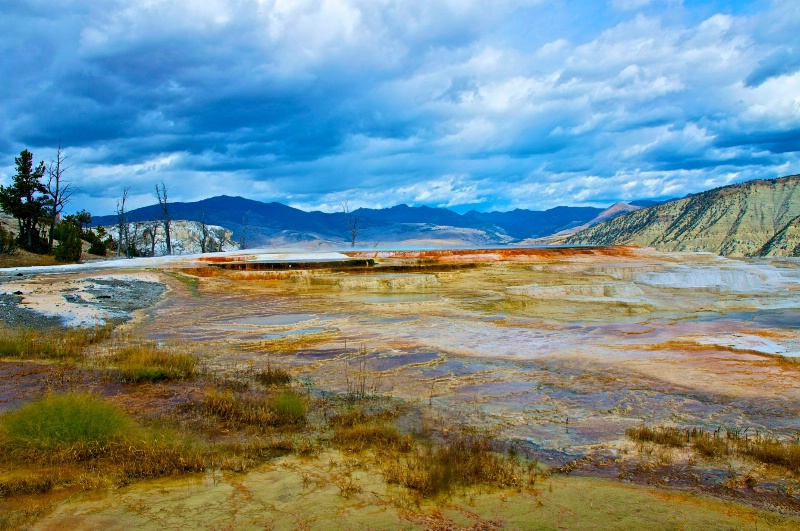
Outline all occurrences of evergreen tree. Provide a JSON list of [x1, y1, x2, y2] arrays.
[[76, 209, 92, 233], [53, 216, 82, 262], [0, 150, 49, 252]]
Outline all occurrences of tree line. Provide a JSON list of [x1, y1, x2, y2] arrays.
[[0, 147, 231, 262], [113, 182, 231, 258], [0, 145, 104, 261]]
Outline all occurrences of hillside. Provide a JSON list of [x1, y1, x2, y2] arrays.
[[566, 175, 800, 257]]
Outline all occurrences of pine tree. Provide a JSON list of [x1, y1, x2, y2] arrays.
[[0, 150, 49, 252]]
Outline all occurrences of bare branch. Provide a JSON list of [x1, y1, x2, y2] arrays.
[[46, 140, 78, 250], [155, 181, 172, 255], [342, 201, 361, 248]]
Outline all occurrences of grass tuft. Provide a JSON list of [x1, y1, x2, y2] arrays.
[[625, 425, 686, 448], [255, 366, 292, 386], [111, 344, 197, 382], [1, 393, 130, 451], [202, 390, 273, 426], [269, 391, 307, 426], [333, 423, 410, 453], [0, 394, 206, 487]]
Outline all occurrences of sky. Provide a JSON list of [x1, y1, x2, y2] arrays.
[[0, 0, 798, 216]]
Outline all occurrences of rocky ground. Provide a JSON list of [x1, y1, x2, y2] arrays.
[[0, 271, 166, 328]]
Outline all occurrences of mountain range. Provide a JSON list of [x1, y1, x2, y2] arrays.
[[92, 196, 645, 248], [89, 174, 800, 256]]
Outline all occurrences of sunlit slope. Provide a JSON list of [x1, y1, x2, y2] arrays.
[[566, 175, 800, 257]]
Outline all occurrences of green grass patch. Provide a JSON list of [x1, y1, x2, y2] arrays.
[[269, 391, 307, 426], [166, 272, 201, 297], [111, 344, 197, 382], [1, 393, 131, 451], [0, 394, 206, 488]]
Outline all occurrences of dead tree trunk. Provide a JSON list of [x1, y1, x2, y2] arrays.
[[116, 187, 129, 258], [46, 141, 75, 251], [342, 201, 361, 248], [156, 181, 172, 255]]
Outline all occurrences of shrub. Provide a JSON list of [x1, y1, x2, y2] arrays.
[[1, 393, 130, 451], [88, 239, 106, 256], [112, 345, 196, 382], [0, 225, 15, 254], [53, 219, 83, 262]]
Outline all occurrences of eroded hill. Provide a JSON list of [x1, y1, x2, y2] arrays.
[[566, 175, 800, 257]]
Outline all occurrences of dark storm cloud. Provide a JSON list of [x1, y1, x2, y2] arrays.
[[745, 47, 800, 87], [0, 0, 799, 215]]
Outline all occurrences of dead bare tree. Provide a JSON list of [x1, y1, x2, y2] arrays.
[[238, 210, 255, 250], [129, 222, 142, 256], [116, 187, 129, 258], [141, 219, 159, 257], [155, 181, 172, 255], [198, 213, 211, 254], [45, 141, 76, 250], [342, 201, 361, 248]]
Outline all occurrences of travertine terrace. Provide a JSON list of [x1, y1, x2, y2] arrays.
[[4, 246, 800, 450], [2, 245, 799, 527]]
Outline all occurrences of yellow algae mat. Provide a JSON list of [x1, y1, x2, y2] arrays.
[[33, 453, 798, 530]]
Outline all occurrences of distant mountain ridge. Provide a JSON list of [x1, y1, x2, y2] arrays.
[[566, 175, 800, 257], [92, 196, 641, 247]]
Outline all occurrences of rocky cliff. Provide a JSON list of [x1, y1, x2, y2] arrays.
[[566, 175, 800, 257]]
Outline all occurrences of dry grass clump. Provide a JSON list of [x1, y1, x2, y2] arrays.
[[625, 425, 687, 448], [0, 324, 112, 361], [742, 436, 800, 471], [626, 425, 800, 473], [110, 344, 197, 382], [207, 438, 297, 472], [383, 433, 533, 497], [255, 365, 292, 386], [201, 389, 307, 429], [114, 433, 205, 480], [202, 390, 273, 426], [328, 404, 411, 453], [333, 423, 411, 453]]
